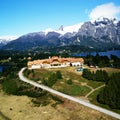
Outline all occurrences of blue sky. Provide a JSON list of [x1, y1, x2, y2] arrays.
[[0, 0, 120, 37]]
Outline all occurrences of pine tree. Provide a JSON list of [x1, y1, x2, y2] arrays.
[[82, 69, 91, 80], [98, 72, 120, 109]]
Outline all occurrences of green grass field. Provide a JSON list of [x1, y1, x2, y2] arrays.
[[26, 67, 106, 96], [24, 66, 120, 114], [25, 67, 120, 97], [58, 84, 91, 96]]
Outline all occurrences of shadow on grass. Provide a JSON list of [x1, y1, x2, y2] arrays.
[[0, 111, 11, 120]]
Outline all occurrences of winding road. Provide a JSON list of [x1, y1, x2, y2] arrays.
[[19, 67, 120, 119]]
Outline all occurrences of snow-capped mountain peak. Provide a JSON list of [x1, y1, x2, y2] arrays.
[[63, 23, 83, 33], [58, 25, 64, 31], [0, 36, 18, 48], [0, 36, 18, 42], [96, 17, 110, 22], [44, 22, 84, 35], [112, 18, 118, 25], [0, 36, 18, 45], [44, 28, 54, 35], [92, 17, 118, 25], [1, 17, 120, 51]]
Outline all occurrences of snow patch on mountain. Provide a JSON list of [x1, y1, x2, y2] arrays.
[[0, 36, 18, 48], [0, 36, 18, 42], [44, 23, 83, 35], [64, 23, 84, 33], [44, 28, 54, 35], [0, 36, 18, 44]]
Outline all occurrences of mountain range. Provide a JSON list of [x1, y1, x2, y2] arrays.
[[1, 17, 120, 51], [0, 36, 17, 48]]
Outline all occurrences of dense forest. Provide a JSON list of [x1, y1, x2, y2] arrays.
[[82, 69, 109, 82], [84, 53, 120, 68], [98, 72, 120, 109]]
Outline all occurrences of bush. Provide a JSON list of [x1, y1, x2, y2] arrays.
[[47, 73, 57, 87], [67, 79, 73, 85], [42, 78, 48, 85], [24, 69, 34, 77], [31, 99, 41, 107], [2, 78, 19, 94], [56, 71, 62, 79]]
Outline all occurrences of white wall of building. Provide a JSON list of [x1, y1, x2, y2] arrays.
[[29, 62, 83, 69], [31, 65, 42, 69], [71, 62, 81, 67]]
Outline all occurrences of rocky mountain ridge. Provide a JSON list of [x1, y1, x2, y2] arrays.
[[1, 17, 120, 51]]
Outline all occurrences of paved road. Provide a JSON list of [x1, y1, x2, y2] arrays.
[[19, 67, 120, 119]]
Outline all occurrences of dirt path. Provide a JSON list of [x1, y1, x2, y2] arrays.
[[85, 84, 105, 98]]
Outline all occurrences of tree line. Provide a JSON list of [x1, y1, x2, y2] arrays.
[[97, 72, 120, 109], [84, 54, 120, 68], [82, 69, 120, 109], [0, 72, 46, 97], [82, 69, 109, 82]]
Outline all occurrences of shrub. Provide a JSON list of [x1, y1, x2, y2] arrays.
[[56, 71, 62, 79], [67, 79, 73, 85], [2, 78, 19, 94]]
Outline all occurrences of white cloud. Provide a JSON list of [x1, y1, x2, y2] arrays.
[[89, 3, 120, 21]]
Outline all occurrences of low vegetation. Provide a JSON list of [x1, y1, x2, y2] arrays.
[[25, 67, 102, 97], [24, 65, 120, 113], [0, 71, 64, 108], [59, 85, 91, 96]]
